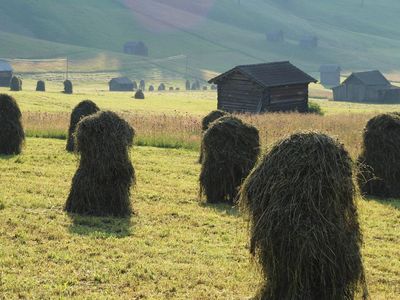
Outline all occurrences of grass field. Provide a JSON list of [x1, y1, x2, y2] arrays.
[[4, 0, 400, 80], [0, 138, 399, 299], [0, 87, 400, 298]]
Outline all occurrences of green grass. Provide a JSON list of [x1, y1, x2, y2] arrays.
[[0, 138, 399, 299], [4, 83, 400, 116], [3, 0, 400, 78]]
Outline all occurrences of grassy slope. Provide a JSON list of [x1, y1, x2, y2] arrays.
[[0, 138, 399, 299], [2, 0, 400, 78]]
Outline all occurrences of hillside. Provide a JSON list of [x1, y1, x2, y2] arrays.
[[1, 0, 400, 80]]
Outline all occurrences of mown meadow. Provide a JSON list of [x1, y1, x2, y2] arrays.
[[0, 85, 399, 299]]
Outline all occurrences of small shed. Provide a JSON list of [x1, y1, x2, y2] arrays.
[[332, 70, 400, 103], [208, 61, 317, 113], [299, 35, 318, 48], [123, 41, 149, 56], [319, 64, 341, 87], [109, 77, 134, 91], [0, 60, 13, 87], [266, 30, 284, 42]]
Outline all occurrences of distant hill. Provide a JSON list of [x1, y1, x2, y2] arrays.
[[1, 0, 400, 80]]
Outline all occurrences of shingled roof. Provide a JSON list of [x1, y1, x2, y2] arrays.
[[344, 70, 390, 86], [208, 61, 317, 88]]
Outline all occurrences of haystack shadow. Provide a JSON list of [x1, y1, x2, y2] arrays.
[[68, 213, 133, 238], [364, 196, 400, 210]]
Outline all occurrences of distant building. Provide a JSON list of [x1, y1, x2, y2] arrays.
[[332, 70, 400, 103], [319, 64, 341, 87], [299, 35, 318, 48], [0, 60, 13, 87], [208, 61, 317, 113], [123, 41, 149, 56], [109, 77, 134, 91], [266, 30, 284, 42]]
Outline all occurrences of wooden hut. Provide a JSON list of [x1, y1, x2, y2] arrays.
[[266, 30, 284, 42], [299, 35, 318, 48], [332, 70, 400, 103], [109, 77, 134, 91], [319, 64, 341, 86], [0, 60, 13, 87], [208, 61, 317, 113], [123, 41, 149, 56]]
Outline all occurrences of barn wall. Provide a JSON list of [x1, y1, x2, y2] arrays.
[[320, 72, 340, 86], [109, 82, 133, 91], [382, 89, 400, 103], [333, 85, 348, 101], [217, 72, 264, 113], [266, 84, 309, 112], [0, 71, 12, 87]]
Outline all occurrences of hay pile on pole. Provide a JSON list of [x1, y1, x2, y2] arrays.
[[149, 85, 154, 92], [66, 100, 100, 152], [139, 80, 145, 91], [240, 132, 368, 300], [65, 111, 135, 217], [0, 94, 24, 155], [199, 110, 229, 163], [358, 113, 400, 198], [134, 90, 145, 99], [200, 116, 260, 204], [36, 80, 46, 92], [64, 80, 73, 94], [158, 83, 165, 91], [10, 76, 22, 91]]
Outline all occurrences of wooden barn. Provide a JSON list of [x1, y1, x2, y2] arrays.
[[332, 70, 400, 103], [0, 60, 13, 87], [109, 77, 134, 91], [266, 30, 284, 42], [208, 61, 317, 113], [319, 64, 341, 86], [123, 41, 148, 56], [299, 35, 318, 48]]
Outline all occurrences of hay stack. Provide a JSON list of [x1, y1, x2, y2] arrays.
[[139, 80, 145, 91], [358, 113, 400, 198], [66, 100, 100, 152], [200, 116, 260, 204], [64, 80, 73, 94], [240, 132, 368, 300], [36, 80, 45, 92], [169, 87, 174, 91], [0, 94, 24, 155], [10, 76, 22, 91], [202, 110, 228, 132], [158, 83, 165, 91], [149, 85, 154, 92], [134, 90, 145, 99], [199, 110, 229, 163], [65, 111, 135, 217]]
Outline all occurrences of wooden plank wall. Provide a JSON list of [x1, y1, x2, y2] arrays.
[[217, 72, 263, 113], [266, 84, 308, 112]]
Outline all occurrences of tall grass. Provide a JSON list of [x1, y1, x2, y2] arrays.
[[22, 112, 376, 157]]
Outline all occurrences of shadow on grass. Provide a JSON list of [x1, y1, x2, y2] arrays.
[[68, 214, 133, 238], [199, 201, 240, 217], [364, 196, 400, 210], [0, 154, 18, 160]]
